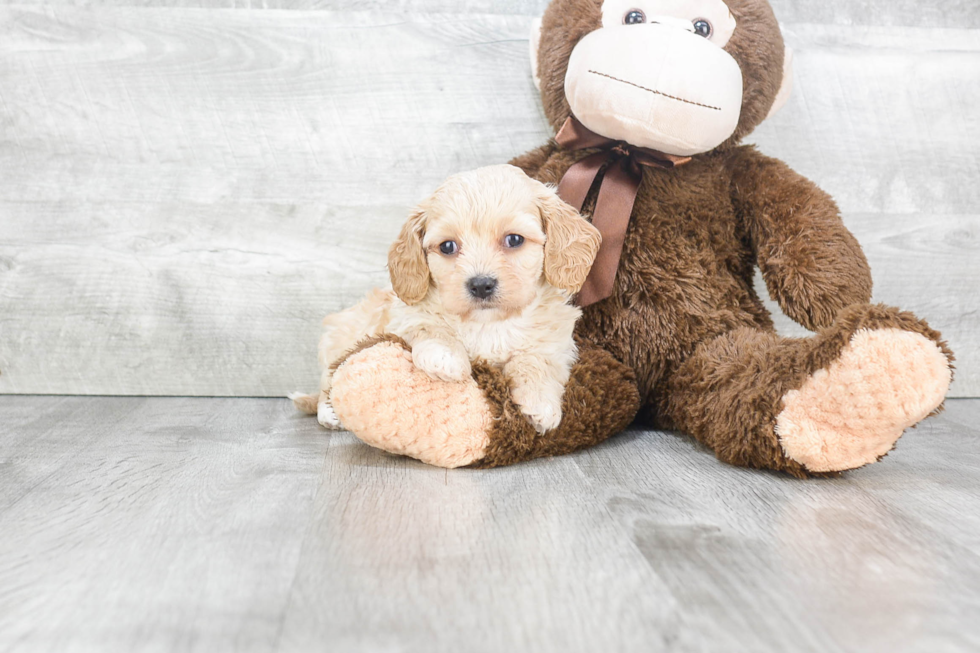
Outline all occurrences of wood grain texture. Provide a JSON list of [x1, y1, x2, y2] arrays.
[[2, 1, 977, 29], [0, 4, 977, 396], [0, 396, 332, 652], [1, 396, 978, 652], [0, 1, 552, 14]]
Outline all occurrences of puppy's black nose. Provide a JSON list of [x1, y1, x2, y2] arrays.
[[467, 276, 498, 300]]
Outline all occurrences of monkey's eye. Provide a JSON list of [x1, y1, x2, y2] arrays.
[[504, 234, 525, 248], [439, 240, 459, 256], [693, 19, 713, 38], [623, 9, 646, 25]]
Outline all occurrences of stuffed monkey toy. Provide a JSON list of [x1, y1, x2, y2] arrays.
[[327, 0, 953, 476]]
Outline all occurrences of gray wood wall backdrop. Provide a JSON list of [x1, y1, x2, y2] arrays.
[[0, 1, 978, 397]]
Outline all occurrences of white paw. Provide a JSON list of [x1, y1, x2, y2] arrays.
[[412, 340, 472, 383], [513, 390, 563, 434], [317, 402, 343, 430]]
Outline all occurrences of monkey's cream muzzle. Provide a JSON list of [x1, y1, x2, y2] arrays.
[[564, 22, 743, 157]]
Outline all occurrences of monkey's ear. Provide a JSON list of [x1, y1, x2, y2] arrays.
[[529, 16, 543, 91], [388, 207, 430, 305], [538, 187, 601, 294], [766, 45, 794, 120]]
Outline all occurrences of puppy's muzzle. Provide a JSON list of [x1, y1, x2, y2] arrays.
[[467, 275, 498, 300]]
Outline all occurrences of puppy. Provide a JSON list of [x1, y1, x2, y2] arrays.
[[291, 164, 601, 434]]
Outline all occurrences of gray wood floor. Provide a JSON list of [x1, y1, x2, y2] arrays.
[[1, 396, 978, 653]]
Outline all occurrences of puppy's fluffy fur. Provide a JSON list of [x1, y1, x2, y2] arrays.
[[291, 164, 601, 433]]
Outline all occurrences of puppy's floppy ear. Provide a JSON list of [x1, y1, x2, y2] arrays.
[[538, 186, 601, 294], [388, 206, 430, 305]]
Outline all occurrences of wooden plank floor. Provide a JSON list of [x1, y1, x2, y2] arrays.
[[1, 396, 978, 653]]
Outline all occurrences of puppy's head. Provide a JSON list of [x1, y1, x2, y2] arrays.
[[388, 164, 601, 318]]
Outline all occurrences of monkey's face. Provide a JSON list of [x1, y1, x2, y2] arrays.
[[566, 0, 741, 156], [533, 0, 790, 156]]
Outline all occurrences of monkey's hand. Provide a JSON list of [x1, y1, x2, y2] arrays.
[[728, 146, 873, 331]]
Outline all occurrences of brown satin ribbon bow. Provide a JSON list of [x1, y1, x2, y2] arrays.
[[555, 116, 691, 307]]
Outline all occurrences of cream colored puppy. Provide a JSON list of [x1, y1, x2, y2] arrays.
[[291, 164, 601, 434]]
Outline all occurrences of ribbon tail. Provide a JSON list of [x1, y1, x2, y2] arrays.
[[556, 151, 609, 212], [575, 161, 641, 307]]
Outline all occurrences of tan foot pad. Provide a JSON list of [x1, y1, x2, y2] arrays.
[[330, 342, 491, 468], [776, 328, 952, 473]]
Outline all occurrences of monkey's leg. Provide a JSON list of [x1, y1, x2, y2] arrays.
[[662, 304, 953, 477], [328, 337, 639, 468]]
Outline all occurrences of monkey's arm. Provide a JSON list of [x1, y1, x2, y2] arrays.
[[727, 146, 872, 331]]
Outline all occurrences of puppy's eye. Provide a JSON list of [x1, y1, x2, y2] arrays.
[[623, 9, 646, 25], [693, 19, 712, 38], [504, 234, 525, 248], [439, 240, 458, 256]]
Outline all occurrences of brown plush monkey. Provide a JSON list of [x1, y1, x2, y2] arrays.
[[328, 0, 953, 476]]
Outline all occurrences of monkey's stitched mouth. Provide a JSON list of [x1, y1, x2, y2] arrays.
[[587, 70, 722, 111]]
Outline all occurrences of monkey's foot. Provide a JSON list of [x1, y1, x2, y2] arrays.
[[329, 337, 639, 469], [776, 328, 952, 472]]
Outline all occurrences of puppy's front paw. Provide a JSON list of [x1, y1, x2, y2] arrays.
[[512, 386, 563, 434], [317, 402, 344, 430], [412, 340, 472, 383]]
